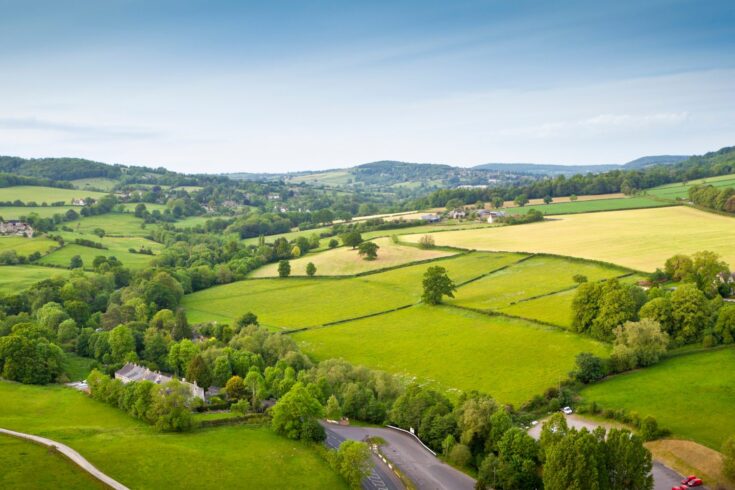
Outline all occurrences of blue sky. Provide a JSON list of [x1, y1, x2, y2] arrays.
[[0, 0, 733, 172]]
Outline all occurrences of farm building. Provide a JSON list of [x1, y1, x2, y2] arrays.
[[486, 211, 505, 223], [421, 213, 442, 223], [449, 209, 467, 219], [0, 220, 33, 237], [115, 363, 205, 401]]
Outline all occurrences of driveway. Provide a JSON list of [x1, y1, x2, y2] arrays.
[[323, 424, 475, 490], [527, 414, 701, 490]]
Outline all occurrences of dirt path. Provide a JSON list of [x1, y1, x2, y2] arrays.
[[0, 427, 129, 490]]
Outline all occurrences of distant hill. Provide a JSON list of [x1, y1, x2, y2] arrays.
[[622, 155, 690, 169], [472, 162, 620, 175]]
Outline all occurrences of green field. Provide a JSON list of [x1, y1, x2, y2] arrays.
[[288, 170, 352, 186], [0, 235, 59, 256], [119, 202, 168, 213], [647, 173, 735, 200], [250, 237, 457, 277], [505, 197, 673, 216], [580, 348, 735, 449], [71, 178, 119, 192], [449, 255, 627, 311], [0, 434, 105, 489], [40, 236, 162, 270], [0, 186, 108, 204], [500, 288, 577, 328], [0, 266, 75, 293], [0, 206, 76, 219], [174, 215, 218, 229], [183, 252, 526, 328], [295, 305, 608, 406], [402, 206, 735, 271], [69, 213, 150, 237], [0, 382, 346, 489]]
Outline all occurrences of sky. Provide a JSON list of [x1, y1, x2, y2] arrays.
[[0, 0, 734, 173]]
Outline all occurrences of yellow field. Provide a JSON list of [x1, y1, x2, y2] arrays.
[[402, 207, 735, 271], [249, 237, 456, 277]]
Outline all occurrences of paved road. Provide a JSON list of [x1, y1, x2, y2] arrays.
[[0, 427, 128, 490], [324, 424, 475, 490], [324, 424, 404, 490], [527, 415, 697, 490]]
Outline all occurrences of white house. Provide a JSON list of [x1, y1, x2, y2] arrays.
[[486, 211, 505, 223], [115, 363, 205, 401]]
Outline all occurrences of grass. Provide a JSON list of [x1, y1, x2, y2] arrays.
[[294, 305, 608, 406], [647, 173, 735, 200], [68, 213, 151, 237], [504, 196, 673, 216], [580, 348, 735, 450], [0, 235, 59, 256], [0, 434, 105, 489], [119, 202, 168, 213], [39, 236, 163, 270], [288, 170, 352, 186], [0, 206, 76, 219], [71, 178, 119, 192], [0, 265, 75, 293], [183, 252, 526, 328], [0, 186, 108, 204], [402, 206, 735, 272], [449, 255, 627, 311], [63, 354, 97, 382], [0, 382, 346, 489], [500, 288, 578, 328], [192, 411, 243, 422], [174, 215, 219, 228], [249, 237, 457, 277]]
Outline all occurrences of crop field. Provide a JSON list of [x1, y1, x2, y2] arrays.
[[0, 266, 75, 293], [0, 382, 346, 489], [647, 173, 735, 200], [0, 205, 76, 219], [580, 348, 735, 450], [183, 252, 526, 328], [0, 235, 59, 256], [504, 197, 673, 216], [449, 255, 627, 311], [294, 305, 608, 406], [40, 235, 162, 270], [250, 237, 457, 277], [402, 206, 735, 271], [0, 186, 108, 204], [71, 178, 119, 191], [69, 213, 150, 237], [0, 434, 105, 489]]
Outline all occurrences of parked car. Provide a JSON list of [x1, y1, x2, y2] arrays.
[[562, 406, 573, 415], [678, 475, 703, 487]]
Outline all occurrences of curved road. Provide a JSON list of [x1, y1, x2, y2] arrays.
[[323, 424, 475, 490], [0, 427, 128, 490]]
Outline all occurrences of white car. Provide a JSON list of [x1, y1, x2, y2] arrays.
[[562, 406, 573, 415]]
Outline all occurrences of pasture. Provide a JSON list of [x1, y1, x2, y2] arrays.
[[71, 178, 119, 191], [448, 255, 628, 311], [39, 236, 162, 270], [294, 305, 608, 406], [249, 237, 457, 277], [580, 348, 735, 450], [0, 266, 75, 293], [69, 213, 150, 237], [504, 196, 673, 216], [0, 235, 59, 256], [183, 252, 526, 328], [647, 173, 735, 200], [0, 186, 108, 204], [0, 434, 105, 489], [0, 205, 75, 219], [118, 202, 168, 213], [0, 382, 346, 489], [402, 206, 735, 271], [499, 288, 577, 328]]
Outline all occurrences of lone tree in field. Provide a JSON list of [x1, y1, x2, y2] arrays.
[[418, 235, 435, 249], [358, 241, 379, 261], [70, 255, 83, 269], [278, 259, 291, 278], [513, 194, 529, 207], [341, 231, 363, 249], [306, 262, 317, 276], [543, 195, 553, 204], [422, 266, 456, 305]]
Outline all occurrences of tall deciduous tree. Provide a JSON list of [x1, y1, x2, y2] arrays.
[[271, 382, 324, 441], [186, 354, 213, 391], [422, 266, 456, 305]]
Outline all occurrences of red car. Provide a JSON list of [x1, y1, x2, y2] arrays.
[[679, 475, 703, 487]]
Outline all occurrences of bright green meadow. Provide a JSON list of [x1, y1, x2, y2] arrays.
[[295, 305, 608, 406], [580, 348, 735, 450], [0, 265, 75, 293], [0, 186, 108, 204], [0, 382, 346, 489]]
